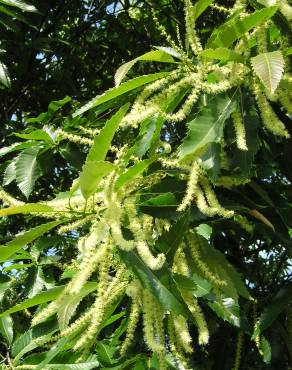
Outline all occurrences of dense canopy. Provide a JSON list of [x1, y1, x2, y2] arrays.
[[0, 1, 291, 369]]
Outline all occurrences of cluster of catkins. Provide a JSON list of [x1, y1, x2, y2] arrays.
[[1, 0, 291, 369], [29, 204, 229, 370]]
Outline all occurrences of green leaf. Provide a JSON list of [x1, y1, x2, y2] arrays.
[[0, 204, 54, 217], [0, 142, 36, 157], [139, 193, 179, 219], [14, 129, 53, 143], [196, 224, 212, 240], [33, 336, 69, 370], [207, 6, 278, 48], [3, 160, 16, 185], [285, 47, 292, 56], [255, 286, 292, 336], [101, 311, 125, 330], [27, 97, 71, 124], [141, 193, 178, 207], [102, 355, 146, 370], [3, 263, 34, 272], [115, 50, 175, 86], [201, 48, 244, 62], [0, 276, 11, 301], [0, 286, 64, 318], [208, 298, 240, 327], [199, 142, 221, 182], [57, 282, 98, 330], [248, 181, 274, 207], [251, 50, 284, 94], [119, 250, 192, 319], [173, 272, 212, 298], [0, 61, 11, 87], [12, 330, 36, 361], [193, 0, 215, 20], [115, 157, 156, 190], [15, 146, 42, 198], [0, 0, 38, 12], [80, 160, 115, 199], [129, 116, 157, 159], [0, 220, 62, 263], [41, 361, 100, 369], [12, 319, 58, 362], [47, 96, 71, 114], [0, 4, 37, 28], [187, 233, 250, 299], [179, 94, 237, 160], [0, 315, 13, 344], [73, 72, 169, 117], [28, 267, 48, 298], [154, 46, 182, 59], [96, 341, 116, 365], [191, 273, 212, 297], [87, 103, 130, 162]]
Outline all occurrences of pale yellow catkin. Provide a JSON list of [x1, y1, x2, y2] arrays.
[[106, 201, 135, 251], [167, 315, 190, 369], [232, 110, 248, 151], [126, 202, 165, 270], [200, 177, 234, 218], [142, 289, 157, 351], [253, 302, 262, 354], [277, 89, 292, 113], [253, 81, 290, 138], [178, 161, 200, 212], [210, 3, 232, 13], [173, 314, 193, 353], [195, 186, 219, 217], [57, 214, 95, 234], [184, 292, 209, 345], [155, 304, 167, 370], [73, 241, 112, 349], [256, 25, 268, 54], [59, 307, 94, 339], [56, 129, 93, 145], [0, 186, 24, 206], [168, 314, 181, 355], [233, 332, 244, 370], [279, 0, 292, 21], [68, 241, 108, 295], [173, 248, 189, 277], [187, 232, 226, 288], [184, 0, 203, 55], [120, 302, 140, 355], [74, 276, 127, 350]]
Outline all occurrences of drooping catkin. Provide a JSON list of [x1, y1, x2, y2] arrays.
[[126, 202, 165, 270], [142, 289, 158, 351], [173, 314, 193, 353], [232, 110, 248, 151], [187, 232, 226, 288], [253, 81, 290, 138], [73, 240, 112, 349], [120, 302, 140, 355], [178, 161, 200, 212], [184, 292, 209, 345], [200, 177, 234, 218], [184, 0, 203, 55], [233, 332, 244, 370]]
